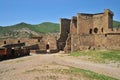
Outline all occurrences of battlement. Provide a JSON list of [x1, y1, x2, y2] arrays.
[[107, 28, 120, 33]]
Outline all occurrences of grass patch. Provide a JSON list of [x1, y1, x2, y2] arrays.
[[25, 68, 45, 73], [70, 50, 120, 63], [67, 67, 118, 80], [24, 65, 118, 80], [0, 68, 16, 73], [52, 67, 118, 80]]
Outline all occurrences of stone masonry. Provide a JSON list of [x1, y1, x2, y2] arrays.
[[57, 9, 120, 53]]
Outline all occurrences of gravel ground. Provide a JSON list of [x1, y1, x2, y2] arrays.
[[0, 53, 120, 80]]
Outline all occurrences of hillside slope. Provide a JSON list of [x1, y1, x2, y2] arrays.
[[0, 20, 120, 39], [0, 22, 59, 39], [113, 21, 120, 28]]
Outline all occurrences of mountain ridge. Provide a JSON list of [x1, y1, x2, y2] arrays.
[[0, 21, 120, 39], [0, 22, 60, 39]]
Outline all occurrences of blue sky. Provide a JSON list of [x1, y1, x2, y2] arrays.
[[0, 0, 120, 26]]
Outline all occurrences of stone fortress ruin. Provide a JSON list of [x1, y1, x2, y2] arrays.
[[1, 9, 120, 53], [57, 9, 120, 53]]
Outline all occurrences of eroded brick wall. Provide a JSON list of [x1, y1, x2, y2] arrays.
[[103, 9, 114, 33], [59, 9, 120, 53], [70, 16, 77, 35], [71, 34, 80, 52], [57, 18, 71, 51]]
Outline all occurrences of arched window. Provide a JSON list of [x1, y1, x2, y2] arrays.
[[101, 28, 103, 33], [18, 40, 20, 43], [94, 28, 98, 34], [89, 29, 92, 34]]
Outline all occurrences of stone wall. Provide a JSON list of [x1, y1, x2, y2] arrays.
[[0, 38, 38, 46], [71, 34, 80, 52], [64, 34, 71, 53], [39, 35, 57, 50], [77, 13, 93, 35], [93, 14, 104, 34], [80, 34, 95, 46], [0, 34, 58, 53], [103, 9, 114, 33], [57, 18, 71, 51], [58, 9, 120, 53], [70, 16, 77, 35], [105, 34, 120, 49]]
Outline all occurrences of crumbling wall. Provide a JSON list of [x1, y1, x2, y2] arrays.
[[71, 34, 80, 52], [59, 9, 120, 53], [64, 16, 77, 53], [57, 18, 71, 51], [103, 9, 114, 33], [64, 34, 71, 53], [70, 16, 77, 35]]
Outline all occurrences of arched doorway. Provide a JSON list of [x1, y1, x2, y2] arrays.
[[46, 44, 50, 50], [46, 44, 50, 53], [4, 41, 6, 44], [18, 40, 20, 43]]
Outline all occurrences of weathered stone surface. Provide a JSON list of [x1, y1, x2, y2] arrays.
[[58, 9, 120, 52], [0, 34, 58, 53], [57, 18, 71, 51]]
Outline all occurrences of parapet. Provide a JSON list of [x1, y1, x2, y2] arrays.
[[60, 18, 71, 21], [72, 16, 77, 20], [104, 9, 114, 16]]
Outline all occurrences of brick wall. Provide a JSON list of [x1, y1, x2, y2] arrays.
[[57, 18, 71, 51]]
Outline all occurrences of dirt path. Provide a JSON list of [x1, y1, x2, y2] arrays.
[[53, 54, 120, 79], [0, 53, 120, 80]]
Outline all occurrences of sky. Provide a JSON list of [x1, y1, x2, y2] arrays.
[[0, 0, 120, 26]]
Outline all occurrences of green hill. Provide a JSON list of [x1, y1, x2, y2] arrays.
[[2, 22, 60, 33], [34, 22, 60, 33], [0, 22, 60, 39], [113, 20, 120, 28]]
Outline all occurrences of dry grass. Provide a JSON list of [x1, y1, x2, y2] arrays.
[[70, 50, 120, 63], [23, 64, 118, 80]]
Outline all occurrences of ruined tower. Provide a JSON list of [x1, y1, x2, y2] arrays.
[[58, 9, 120, 53]]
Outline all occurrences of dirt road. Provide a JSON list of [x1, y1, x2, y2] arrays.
[[0, 53, 120, 80]]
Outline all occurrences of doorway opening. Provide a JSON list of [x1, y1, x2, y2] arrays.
[[46, 44, 50, 50]]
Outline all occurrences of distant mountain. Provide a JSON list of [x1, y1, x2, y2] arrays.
[[0, 20, 120, 39], [0, 22, 60, 39]]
